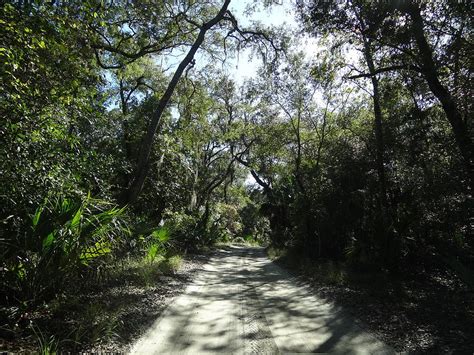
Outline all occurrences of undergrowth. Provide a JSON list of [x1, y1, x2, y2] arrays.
[[267, 245, 390, 289], [266, 244, 474, 352], [1, 250, 187, 353]]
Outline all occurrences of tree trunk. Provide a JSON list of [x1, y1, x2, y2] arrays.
[[294, 107, 305, 193], [123, 0, 232, 204], [190, 165, 199, 211], [407, 2, 473, 188], [362, 37, 389, 210], [361, 35, 395, 267]]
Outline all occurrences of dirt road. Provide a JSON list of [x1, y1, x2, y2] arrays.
[[130, 245, 394, 354]]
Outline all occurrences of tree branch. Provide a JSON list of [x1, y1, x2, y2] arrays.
[[346, 64, 422, 79]]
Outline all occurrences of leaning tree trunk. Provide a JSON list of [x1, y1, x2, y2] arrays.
[[406, 2, 473, 189], [123, 0, 232, 204]]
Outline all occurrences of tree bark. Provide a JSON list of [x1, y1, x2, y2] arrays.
[[123, 0, 232, 204], [189, 165, 199, 211]]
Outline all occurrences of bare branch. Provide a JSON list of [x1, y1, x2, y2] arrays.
[[346, 64, 422, 79]]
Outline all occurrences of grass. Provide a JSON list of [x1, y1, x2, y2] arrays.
[[270, 245, 401, 294], [159, 255, 183, 274], [105, 253, 185, 286], [267, 245, 379, 287], [2, 252, 187, 353], [267, 245, 287, 260], [307, 259, 347, 285], [31, 324, 59, 355], [216, 235, 266, 247]]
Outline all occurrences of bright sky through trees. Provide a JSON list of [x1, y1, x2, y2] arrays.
[[228, 0, 321, 82], [229, 0, 293, 81], [156, 0, 318, 84]]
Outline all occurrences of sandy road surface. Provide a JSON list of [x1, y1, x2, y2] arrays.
[[130, 245, 394, 354]]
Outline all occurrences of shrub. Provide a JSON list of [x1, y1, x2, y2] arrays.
[[1, 193, 130, 306], [145, 227, 170, 262], [163, 211, 202, 251]]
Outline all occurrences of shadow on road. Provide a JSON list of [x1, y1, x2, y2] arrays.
[[130, 245, 393, 354]]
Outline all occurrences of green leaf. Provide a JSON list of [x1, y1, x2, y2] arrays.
[[71, 207, 82, 228], [32, 207, 42, 228], [42, 232, 55, 249], [147, 243, 160, 261], [152, 227, 169, 243]]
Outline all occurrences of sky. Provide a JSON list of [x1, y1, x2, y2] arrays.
[[227, 0, 296, 81], [231, 0, 324, 83], [193, 0, 320, 84]]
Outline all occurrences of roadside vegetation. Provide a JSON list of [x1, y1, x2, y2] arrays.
[[1, 0, 472, 352], [268, 246, 474, 352]]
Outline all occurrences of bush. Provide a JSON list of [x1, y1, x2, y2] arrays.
[[163, 211, 203, 251], [144, 227, 170, 262], [1, 193, 130, 306]]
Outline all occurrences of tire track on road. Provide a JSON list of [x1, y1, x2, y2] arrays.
[[240, 249, 280, 355]]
